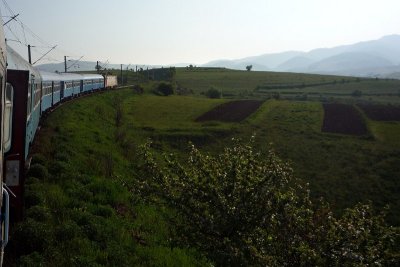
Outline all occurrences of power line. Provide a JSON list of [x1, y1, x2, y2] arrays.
[[1, 0, 16, 17], [1, 0, 87, 66], [32, 45, 57, 65], [3, 13, 18, 26], [67, 56, 84, 70]]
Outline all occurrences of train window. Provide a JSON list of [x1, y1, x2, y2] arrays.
[[34, 83, 41, 106], [27, 83, 32, 117], [54, 82, 60, 92], [4, 83, 14, 152], [44, 82, 52, 95]]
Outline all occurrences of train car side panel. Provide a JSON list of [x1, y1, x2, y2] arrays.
[[4, 70, 29, 221]]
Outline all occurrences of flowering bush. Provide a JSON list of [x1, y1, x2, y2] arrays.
[[132, 138, 400, 266]]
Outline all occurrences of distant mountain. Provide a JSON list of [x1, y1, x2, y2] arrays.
[[276, 56, 315, 71], [205, 51, 305, 71], [203, 35, 400, 78], [308, 52, 393, 73]]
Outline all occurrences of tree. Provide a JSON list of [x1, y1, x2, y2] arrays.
[[205, 87, 221, 98], [246, 65, 253, 71], [154, 82, 174, 96], [351, 89, 362, 97], [130, 138, 400, 266]]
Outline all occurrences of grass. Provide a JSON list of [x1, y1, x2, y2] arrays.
[[175, 68, 358, 95], [124, 94, 227, 130], [240, 100, 400, 223], [8, 68, 400, 265], [369, 121, 400, 146], [6, 89, 210, 266]]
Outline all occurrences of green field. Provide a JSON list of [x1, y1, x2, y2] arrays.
[[9, 68, 400, 265]]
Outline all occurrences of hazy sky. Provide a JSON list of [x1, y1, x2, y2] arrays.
[[2, 0, 400, 65]]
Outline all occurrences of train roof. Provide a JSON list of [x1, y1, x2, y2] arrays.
[[6, 45, 41, 79], [40, 71, 104, 82], [39, 71, 65, 82], [58, 72, 84, 81], [80, 73, 104, 80]]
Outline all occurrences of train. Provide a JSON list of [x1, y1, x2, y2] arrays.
[[0, 33, 118, 264]]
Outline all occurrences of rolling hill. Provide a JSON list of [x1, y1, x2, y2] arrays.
[[203, 35, 400, 78]]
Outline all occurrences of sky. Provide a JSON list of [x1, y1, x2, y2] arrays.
[[1, 0, 400, 66]]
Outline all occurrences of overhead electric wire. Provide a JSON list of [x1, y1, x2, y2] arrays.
[[5, 24, 22, 44], [32, 45, 57, 65], [2, 0, 90, 68]]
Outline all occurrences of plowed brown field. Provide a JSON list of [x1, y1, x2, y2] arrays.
[[357, 104, 400, 121], [196, 100, 263, 122], [322, 103, 368, 135]]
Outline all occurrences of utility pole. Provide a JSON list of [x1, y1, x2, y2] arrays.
[[120, 64, 123, 84], [126, 64, 131, 85], [28, 45, 32, 64], [64, 56, 67, 73], [96, 61, 99, 73]]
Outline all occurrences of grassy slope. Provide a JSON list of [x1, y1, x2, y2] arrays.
[[174, 68, 400, 103], [10, 68, 400, 264], [8, 89, 209, 266], [242, 100, 400, 223], [175, 68, 357, 95]]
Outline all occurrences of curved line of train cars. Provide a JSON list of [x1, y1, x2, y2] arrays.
[[4, 44, 118, 223]]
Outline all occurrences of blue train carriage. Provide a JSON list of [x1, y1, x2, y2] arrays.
[[59, 73, 83, 99], [4, 45, 42, 221], [81, 74, 104, 92], [39, 71, 63, 113]]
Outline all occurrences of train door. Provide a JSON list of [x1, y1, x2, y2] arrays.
[[60, 81, 65, 99], [51, 81, 54, 106], [4, 69, 30, 224], [80, 80, 83, 93]]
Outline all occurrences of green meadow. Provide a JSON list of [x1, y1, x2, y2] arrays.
[[8, 68, 400, 265]]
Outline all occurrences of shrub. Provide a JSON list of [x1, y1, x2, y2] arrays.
[[154, 82, 174, 96], [26, 206, 51, 222], [30, 154, 47, 167], [352, 89, 362, 97], [27, 164, 49, 180], [18, 252, 45, 267], [131, 138, 400, 266], [133, 84, 144, 94], [205, 87, 221, 99], [12, 219, 51, 255]]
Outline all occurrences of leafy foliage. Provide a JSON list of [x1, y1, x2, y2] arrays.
[[205, 87, 221, 99], [133, 138, 400, 266], [154, 82, 174, 96]]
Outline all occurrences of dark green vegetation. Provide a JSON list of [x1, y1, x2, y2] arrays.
[[174, 68, 400, 103], [205, 87, 221, 99], [134, 139, 399, 266], [6, 90, 211, 266], [8, 67, 400, 266], [153, 82, 175, 96]]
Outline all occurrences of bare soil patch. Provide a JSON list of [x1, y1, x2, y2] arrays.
[[322, 103, 368, 135], [195, 100, 263, 122], [357, 104, 400, 121]]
